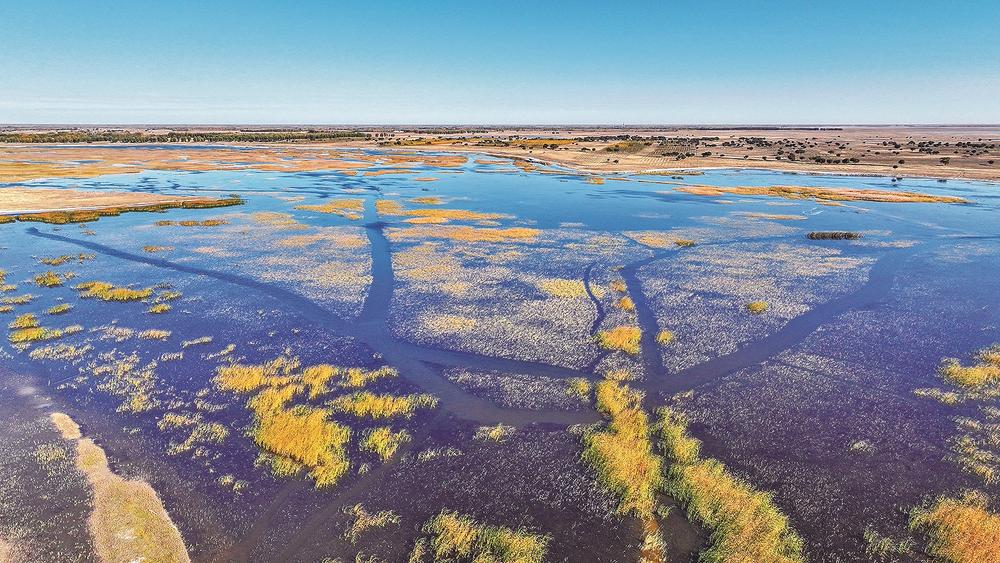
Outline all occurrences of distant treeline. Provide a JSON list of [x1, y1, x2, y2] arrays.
[[0, 130, 370, 143]]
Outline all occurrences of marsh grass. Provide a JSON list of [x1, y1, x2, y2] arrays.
[[582, 380, 661, 517], [411, 510, 548, 563], [595, 326, 642, 355], [47, 303, 72, 315], [939, 344, 1000, 388], [1, 293, 34, 305], [154, 219, 228, 227], [475, 424, 515, 442], [360, 427, 411, 461], [746, 300, 769, 314], [657, 407, 804, 562], [76, 281, 153, 302], [40, 253, 95, 266], [138, 329, 171, 340], [343, 504, 401, 543], [295, 198, 365, 220], [909, 490, 1000, 563], [615, 296, 636, 311], [34, 271, 66, 287], [327, 392, 438, 419], [9, 312, 39, 329], [29, 342, 92, 361], [142, 245, 174, 253], [655, 330, 674, 345], [536, 278, 590, 299], [147, 303, 171, 314]]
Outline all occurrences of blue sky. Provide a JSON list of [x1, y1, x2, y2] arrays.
[[1, 1, 998, 124]]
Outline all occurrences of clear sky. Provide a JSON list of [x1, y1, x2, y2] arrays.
[[2, 1, 999, 124]]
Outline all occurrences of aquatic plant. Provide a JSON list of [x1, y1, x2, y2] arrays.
[[9, 326, 64, 344], [582, 380, 661, 517], [154, 219, 228, 227], [252, 406, 351, 488], [595, 326, 642, 355], [807, 231, 862, 240], [909, 490, 1000, 563], [610, 280, 627, 293], [47, 303, 72, 315], [1, 293, 34, 305], [746, 300, 769, 314], [410, 196, 444, 205], [655, 330, 674, 345], [939, 345, 1000, 388], [536, 278, 589, 298], [615, 296, 636, 311], [76, 281, 153, 301], [0, 305, 12, 313], [360, 427, 411, 461], [138, 329, 171, 340], [34, 271, 65, 287], [343, 504, 401, 543], [181, 336, 213, 348], [39, 253, 95, 266], [657, 407, 804, 562], [410, 510, 548, 563], [147, 303, 171, 314], [327, 392, 438, 419], [29, 342, 92, 361], [9, 312, 39, 329], [142, 245, 174, 253], [397, 225, 540, 243]]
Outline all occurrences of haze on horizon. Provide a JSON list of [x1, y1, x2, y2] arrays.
[[2, 0, 999, 125]]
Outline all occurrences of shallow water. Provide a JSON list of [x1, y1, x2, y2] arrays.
[[2, 147, 999, 561]]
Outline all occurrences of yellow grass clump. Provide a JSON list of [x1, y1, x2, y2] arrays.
[[147, 303, 171, 314], [536, 278, 590, 298], [9, 312, 38, 329], [9, 326, 64, 344], [76, 281, 153, 301], [47, 303, 72, 315], [410, 196, 444, 205], [412, 510, 548, 563], [344, 503, 401, 543], [596, 326, 642, 355], [295, 198, 365, 220], [138, 329, 171, 340], [400, 225, 541, 243], [475, 424, 515, 442], [939, 344, 1000, 388], [34, 271, 65, 287], [2, 293, 34, 305], [583, 380, 662, 517], [657, 407, 804, 562], [40, 253, 94, 266], [327, 392, 438, 419], [252, 406, 351, 488], [656, 330, 675, 345], [215, 355, 301, 393], [909, 490, 1000, 563], [376, 199, 406, 216], [142, 245, 174, 253], [423, 314, 478, 333], [615, 296, 636, 311], [30, 342, 92, 361], [610, 280, 627, 293], [155, 219, 228, 227], [360, 427, 411, 461], [746, 300, 769, 314]]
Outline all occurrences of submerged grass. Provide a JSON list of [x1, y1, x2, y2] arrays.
[[657, 407, 804, 562], [76, 281, 153, 301], [344, 504, 400, 543]]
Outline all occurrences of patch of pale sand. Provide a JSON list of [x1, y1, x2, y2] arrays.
[[50, 412, 190, 563]]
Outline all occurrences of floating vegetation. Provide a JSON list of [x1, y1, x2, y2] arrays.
[[807, 231, 862, 240], [343, 504, 400, 543], [409, 510, 548, 563], [88, 350, 162, 413], [154, 219, 228, 227], [360, 427, 411, 461], [582, 380, 661, 517], [39, 253, 95, 266], [76, 280, 153, 301], [142, 245, 174, 253], [410, 196, 444, 205], [9, 325, 65, 344], [939, 344, 1000, 388], [475, 424, 515, 442], [536, 278, 590, 298], [655, 330, 674, 345], [0, 305, 11, 313], [49, 413, 191, 562], [909, 490, 1000, 563], [147, 303, 171, 314], [657, 407, 804, 562], [626, 231, 698, 249], [295, 198, 365, 220], [746, 300, 770, 314], [47, 303, 72, 315], [34, 270, 67, 287], [595, 326, 642, 355], [327, 392, 438, 419], [164, 418, 230, 456], [566, 377, 592, 401], [733, 211, 807, 221], [138, 329, 171, 340]]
